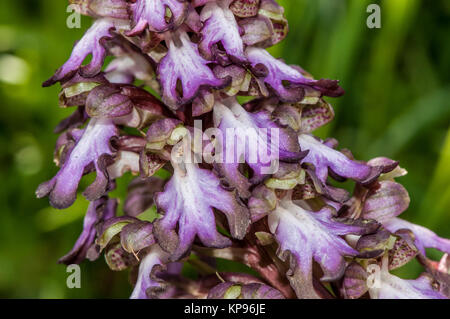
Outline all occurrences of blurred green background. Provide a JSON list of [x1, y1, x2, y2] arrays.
[[0, 0, 448, 298]]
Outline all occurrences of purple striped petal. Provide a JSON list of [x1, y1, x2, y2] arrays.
[[44, 18, 119, 86], [384, 218, 450, 256], [362, 181, 410, 223], [128, 0, 188, 34], [246, 47, 344, 101], [230, 0, 260, 17], [154, 160, 250, 260], [341, 262, 369, 299], [74, 0, 129, 19], [36, 119, 117, 209], [370, 270, 445, 299], [199, 0, 246, 62], [59, 197, 117, 264]]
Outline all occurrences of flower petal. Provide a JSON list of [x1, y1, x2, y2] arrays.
[[268, 197, 362, 298], [383, 218, 450, 255], [248, 185, 277, 222], [199, 0, 246, 62], [192, 89, 216, 116], [145, 118, 183, 150], [154, 160, 250, 260], [213, 64, 252, 97], [130, 245, 170, 299], [36, 119, 117, 209], [419, 254, 450, 297], [355, 230, 395, 259], [299, 99, 335, 133], [59, 197, 117, 264], [43, 18, 119, 86], [128, 0, 188, 34], [361, 181, 410, 223], [389, 229, 419, 270], [104, 35, 157, 87], [107, 151, 140, 179], [158, 31, 225, 109], [239, 16, 274, 47], [229, 0, 260, 18], [85, 84, 133, 118], [97, 216, 140, 250], [213, 98, 306, 188], [264, 162, 305, 190], [58, 73, 107, 107], [246, 47, 344, 101], [298, 134, 376, 184], [105, 241, 139, 271]]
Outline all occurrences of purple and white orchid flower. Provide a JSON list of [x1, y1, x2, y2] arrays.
[[37, 0, 449, 300]]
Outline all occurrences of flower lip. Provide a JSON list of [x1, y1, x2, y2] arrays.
[[298, 133, 380, 185], [211, 98, 308, 196], [130, 245, 171, 299], [43, 18, 120, 87], [36, 118, 118, 209], [124, 176, 166, 217], [58, 197, 117, 265], [268, 194, 367, 298], [71, 0, 130, 20], [246, 47, 345, 101]]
